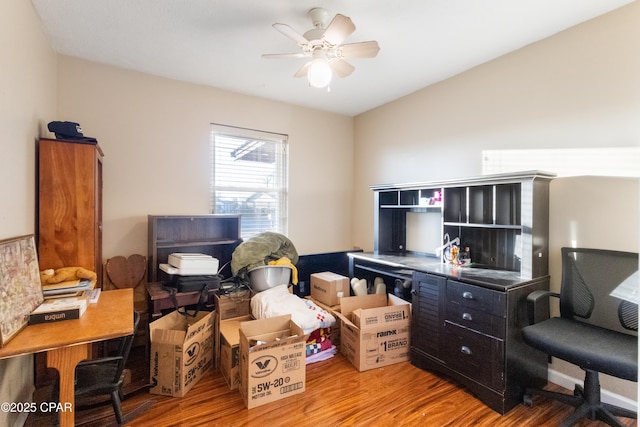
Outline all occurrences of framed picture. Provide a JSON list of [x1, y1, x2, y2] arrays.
[[0, 235, 44, 347]]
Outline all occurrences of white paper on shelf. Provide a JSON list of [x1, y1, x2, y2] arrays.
[[159, 263, 218, 276], [168, 253, 219, 271]]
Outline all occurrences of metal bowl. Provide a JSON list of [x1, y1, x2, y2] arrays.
[[248, 265, 292, 292]]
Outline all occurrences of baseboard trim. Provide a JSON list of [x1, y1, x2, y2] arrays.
[[548, 368, 638, 413]]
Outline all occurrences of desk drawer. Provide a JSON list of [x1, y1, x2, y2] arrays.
[[442, 322, 505, 391], [447, 280, 506, 317], [445, 304, 504, 339]]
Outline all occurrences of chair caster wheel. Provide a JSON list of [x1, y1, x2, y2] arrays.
[[523, 394, 533, 407]]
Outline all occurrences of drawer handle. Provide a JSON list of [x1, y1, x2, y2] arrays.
[[460, 346, 472, 355], [462, 312, 473, 321], [462, 291, 474, 300]]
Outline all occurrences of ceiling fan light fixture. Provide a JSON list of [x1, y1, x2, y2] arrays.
[[307, 58, 332, 88], [264, 8, 379, 89]]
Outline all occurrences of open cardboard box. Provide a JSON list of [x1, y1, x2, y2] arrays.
[[149, 310, 214, 397], [214, 290, 252, 370], [336, 293, 411, 372], [239, 315, 308, 409], [219, 315, 252, 389]]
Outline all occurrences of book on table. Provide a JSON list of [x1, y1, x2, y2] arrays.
[[29, 295, 89, 324], [41, 278, 94, 298]]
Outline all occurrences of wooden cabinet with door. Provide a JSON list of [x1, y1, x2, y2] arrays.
[[35, 138, 104, 386], [37, 138, 103, 285]]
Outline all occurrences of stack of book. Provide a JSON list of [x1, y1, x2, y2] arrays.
[[41, 278, 95, 299], [159, 253, 219, 276], [30, 279, 101, 324]]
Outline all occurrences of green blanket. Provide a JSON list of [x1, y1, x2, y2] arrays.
[[231, 232, 298, 283]]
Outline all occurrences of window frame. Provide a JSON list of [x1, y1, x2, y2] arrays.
[[210, 124, 289, 240]]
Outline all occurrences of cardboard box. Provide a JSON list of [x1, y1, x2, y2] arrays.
[[216, 290, 252, 319], [214, 290, 252, 369], [149, 310, 214, 397], [219, 315, 252, 389], [310, 272, 350, 307], [337, 293, 411, 372], [239, 315, 308, 409]]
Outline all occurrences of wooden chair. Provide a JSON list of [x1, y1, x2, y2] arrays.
[[102, 255, 150, 394], [103, 254, 147, 311], [74, 312, 142, 425]]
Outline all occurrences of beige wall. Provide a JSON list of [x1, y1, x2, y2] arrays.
[[353, 2, 640, 252], [55, 57, 354, 257], [0, 1, 57, 426], [353, 2, 640, 404]]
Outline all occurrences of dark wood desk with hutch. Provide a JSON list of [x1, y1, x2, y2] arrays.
[[349, 171, 555, 414]]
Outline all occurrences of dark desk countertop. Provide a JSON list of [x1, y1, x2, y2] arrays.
[[348, 252, 546, 290]]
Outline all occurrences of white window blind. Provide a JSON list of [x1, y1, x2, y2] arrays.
[[210, 124, 288, 240]]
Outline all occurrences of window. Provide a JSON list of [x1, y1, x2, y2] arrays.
[[482, 147, 640, 178], [210, 124, 288, 240]]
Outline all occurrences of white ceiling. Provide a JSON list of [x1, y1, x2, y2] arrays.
[[31, 0, 633, 117]]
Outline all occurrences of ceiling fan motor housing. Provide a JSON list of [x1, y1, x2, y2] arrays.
[[309, 8, 331, 29], [304, 8, 331, 41]]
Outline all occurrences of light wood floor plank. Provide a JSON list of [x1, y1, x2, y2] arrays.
[[69, 354, 637, 427]]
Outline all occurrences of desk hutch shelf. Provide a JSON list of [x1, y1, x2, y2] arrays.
[[372, 171, 554, 279]]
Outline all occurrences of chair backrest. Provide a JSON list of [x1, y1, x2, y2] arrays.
[[116, 311, 141, 373], [560, 247, 638, 335], [105, 255, 147, 289]]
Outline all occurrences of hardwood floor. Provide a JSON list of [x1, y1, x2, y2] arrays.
[[67, 354, 636, 427]]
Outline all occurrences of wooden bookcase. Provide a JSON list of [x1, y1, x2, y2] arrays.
[[147, 215, 242, 282]]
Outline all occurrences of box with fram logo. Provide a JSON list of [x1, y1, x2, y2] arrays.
[[337, 293, 411, 372], [149, 309, 214, 397], [239, 314, 308, 409]]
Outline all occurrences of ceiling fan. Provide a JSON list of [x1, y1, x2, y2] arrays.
[[262, 8, 380, 89]]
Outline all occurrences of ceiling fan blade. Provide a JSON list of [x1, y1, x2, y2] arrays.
[[329, 59, 355, 78], [262, 53, 308, 59], [337, 41, 380, 59], [273, 23, 309, 46], [322, 14, 356, 46], [293, 62, 311, 78]]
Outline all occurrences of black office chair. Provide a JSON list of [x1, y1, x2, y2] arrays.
[[74, 311, 140, 425], [521, 247, 638, 427]]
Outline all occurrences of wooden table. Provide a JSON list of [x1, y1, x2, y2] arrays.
[[0, 288, 134, 427], [146, 282, 216, 319]]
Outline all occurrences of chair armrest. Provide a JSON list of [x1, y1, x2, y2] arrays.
[[526, 290, 560, 325]]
